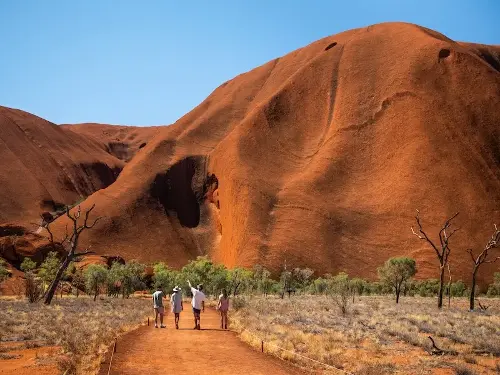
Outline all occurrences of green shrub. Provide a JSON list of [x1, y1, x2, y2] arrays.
[[20, 258, 36, 272], [0, 259, 9, 282]]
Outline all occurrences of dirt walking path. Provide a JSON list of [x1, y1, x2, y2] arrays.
[[99, 308, 305, 375]]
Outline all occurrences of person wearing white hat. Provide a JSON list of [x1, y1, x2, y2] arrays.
[[170, 286, 183, 329]]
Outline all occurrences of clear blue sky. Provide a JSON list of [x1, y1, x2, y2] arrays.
[[0, 1, 498, 126]]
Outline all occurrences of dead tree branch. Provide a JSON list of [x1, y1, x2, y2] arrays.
[[411, 210, 459, 308], [467, 224, 500, 310]]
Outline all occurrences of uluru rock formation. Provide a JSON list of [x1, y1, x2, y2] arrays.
[[2, 22, 500, 284], [62, 123, 161, 162], [0, 106, 124, 225]]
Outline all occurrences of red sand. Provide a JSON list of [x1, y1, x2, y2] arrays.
[[98, 309, 304, 375], [1, 22, 500, 284]]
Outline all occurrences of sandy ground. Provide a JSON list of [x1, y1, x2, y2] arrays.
[[99, 308, 305, 375], [0, 344, 59, 375]]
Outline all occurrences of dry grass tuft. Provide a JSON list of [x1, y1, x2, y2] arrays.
[[454, 364, 477, 375]]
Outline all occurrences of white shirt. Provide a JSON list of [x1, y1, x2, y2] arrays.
[[191, 287, 206, 310]]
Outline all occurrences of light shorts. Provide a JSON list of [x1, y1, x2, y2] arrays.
[[154, 307, 165, 315]]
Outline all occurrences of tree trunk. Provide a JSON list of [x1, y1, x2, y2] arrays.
[[94, 289, 98, 301], [437, 264, 445, 309], [470, 267, 478, 311], [396, 288, 400, 304], [44, 256, 72, 305]]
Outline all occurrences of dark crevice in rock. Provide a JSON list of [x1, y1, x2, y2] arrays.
[[325, 42, 337, 51], [150, 156, 221, 229]]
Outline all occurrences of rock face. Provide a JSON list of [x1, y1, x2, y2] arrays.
[[0, 106, 124, 225], [3, 22, 500, 284], [61, 123, 161, 162]]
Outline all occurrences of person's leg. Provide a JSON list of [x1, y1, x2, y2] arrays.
[[220, 311, 224, 329], [224, 311, 228, 329], [193, 309, 198, 329], [160, 308, 165, 327], [154, 308, 159, 327]]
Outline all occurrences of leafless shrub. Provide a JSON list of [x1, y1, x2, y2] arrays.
[[56, 353, 77, 375], [356, 363, 396, 375], [462, 355, 477, 364], [0, 353, 21, 360], [24, 272, 43, 303], [454, 364, 477, 375]]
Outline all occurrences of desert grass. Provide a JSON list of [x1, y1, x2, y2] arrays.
[[0, 296, 151, 374], [230, 296, 500, 374]]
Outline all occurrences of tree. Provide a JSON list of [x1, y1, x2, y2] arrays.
[[121, 261, 146, 298], [253, 265, 273, 296], [153, 262, 178, 293], [20, 258, 36, 272], [329, 272, 352, 315], [312, 277, 329, 295], [106, 262, 124, 297], [0, 258, 10, 282], [291, 268, 314, 292], [180, 256, 218, 295], [378, 257, 417, 303], [350, 277, 367, 302], [71, 267, 85, 297], [38, 252, 61, 292], [411, 210, 459, 308], [450, 280, 466, 297], [280, 267, 292, 299], [210, 264, 230, 296], [41, 204, 102, 305], [227, 267, 253, 296], [85, 264, 108, 301], [486, 272, 500, 296], [467, 225, 500, 310], [416, 279, 440, 297]]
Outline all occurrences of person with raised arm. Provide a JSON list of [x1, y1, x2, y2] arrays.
[[187, 280, 205, 330]]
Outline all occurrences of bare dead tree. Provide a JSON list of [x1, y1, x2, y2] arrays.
[[427, 336, 458, 356], [42, 204, 101, 305], [446, 262, 452, 308], [411, 210, 459, 309], [467, 225, 500, 311]]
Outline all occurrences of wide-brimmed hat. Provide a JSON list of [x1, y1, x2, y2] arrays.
[[173, 286, 181, 292]]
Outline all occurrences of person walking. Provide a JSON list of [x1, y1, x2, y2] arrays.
[[187, 280, 205, 330], [152, 288, 166, 328], [217, 289, 230, 329], [170, 286, 183, 329]]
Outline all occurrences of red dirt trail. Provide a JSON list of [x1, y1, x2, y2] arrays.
[[99, 309, 304, 375]]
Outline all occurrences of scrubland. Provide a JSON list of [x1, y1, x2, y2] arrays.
[[0, 297, 150, 374], [231, 296, 500, 375]]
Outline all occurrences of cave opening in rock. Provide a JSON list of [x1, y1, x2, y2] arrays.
[[150, 156, 219, 229], [151, 157, 201, 228]]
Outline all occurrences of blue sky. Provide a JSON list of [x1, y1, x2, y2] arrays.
[[0, 1, 498, 126]]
